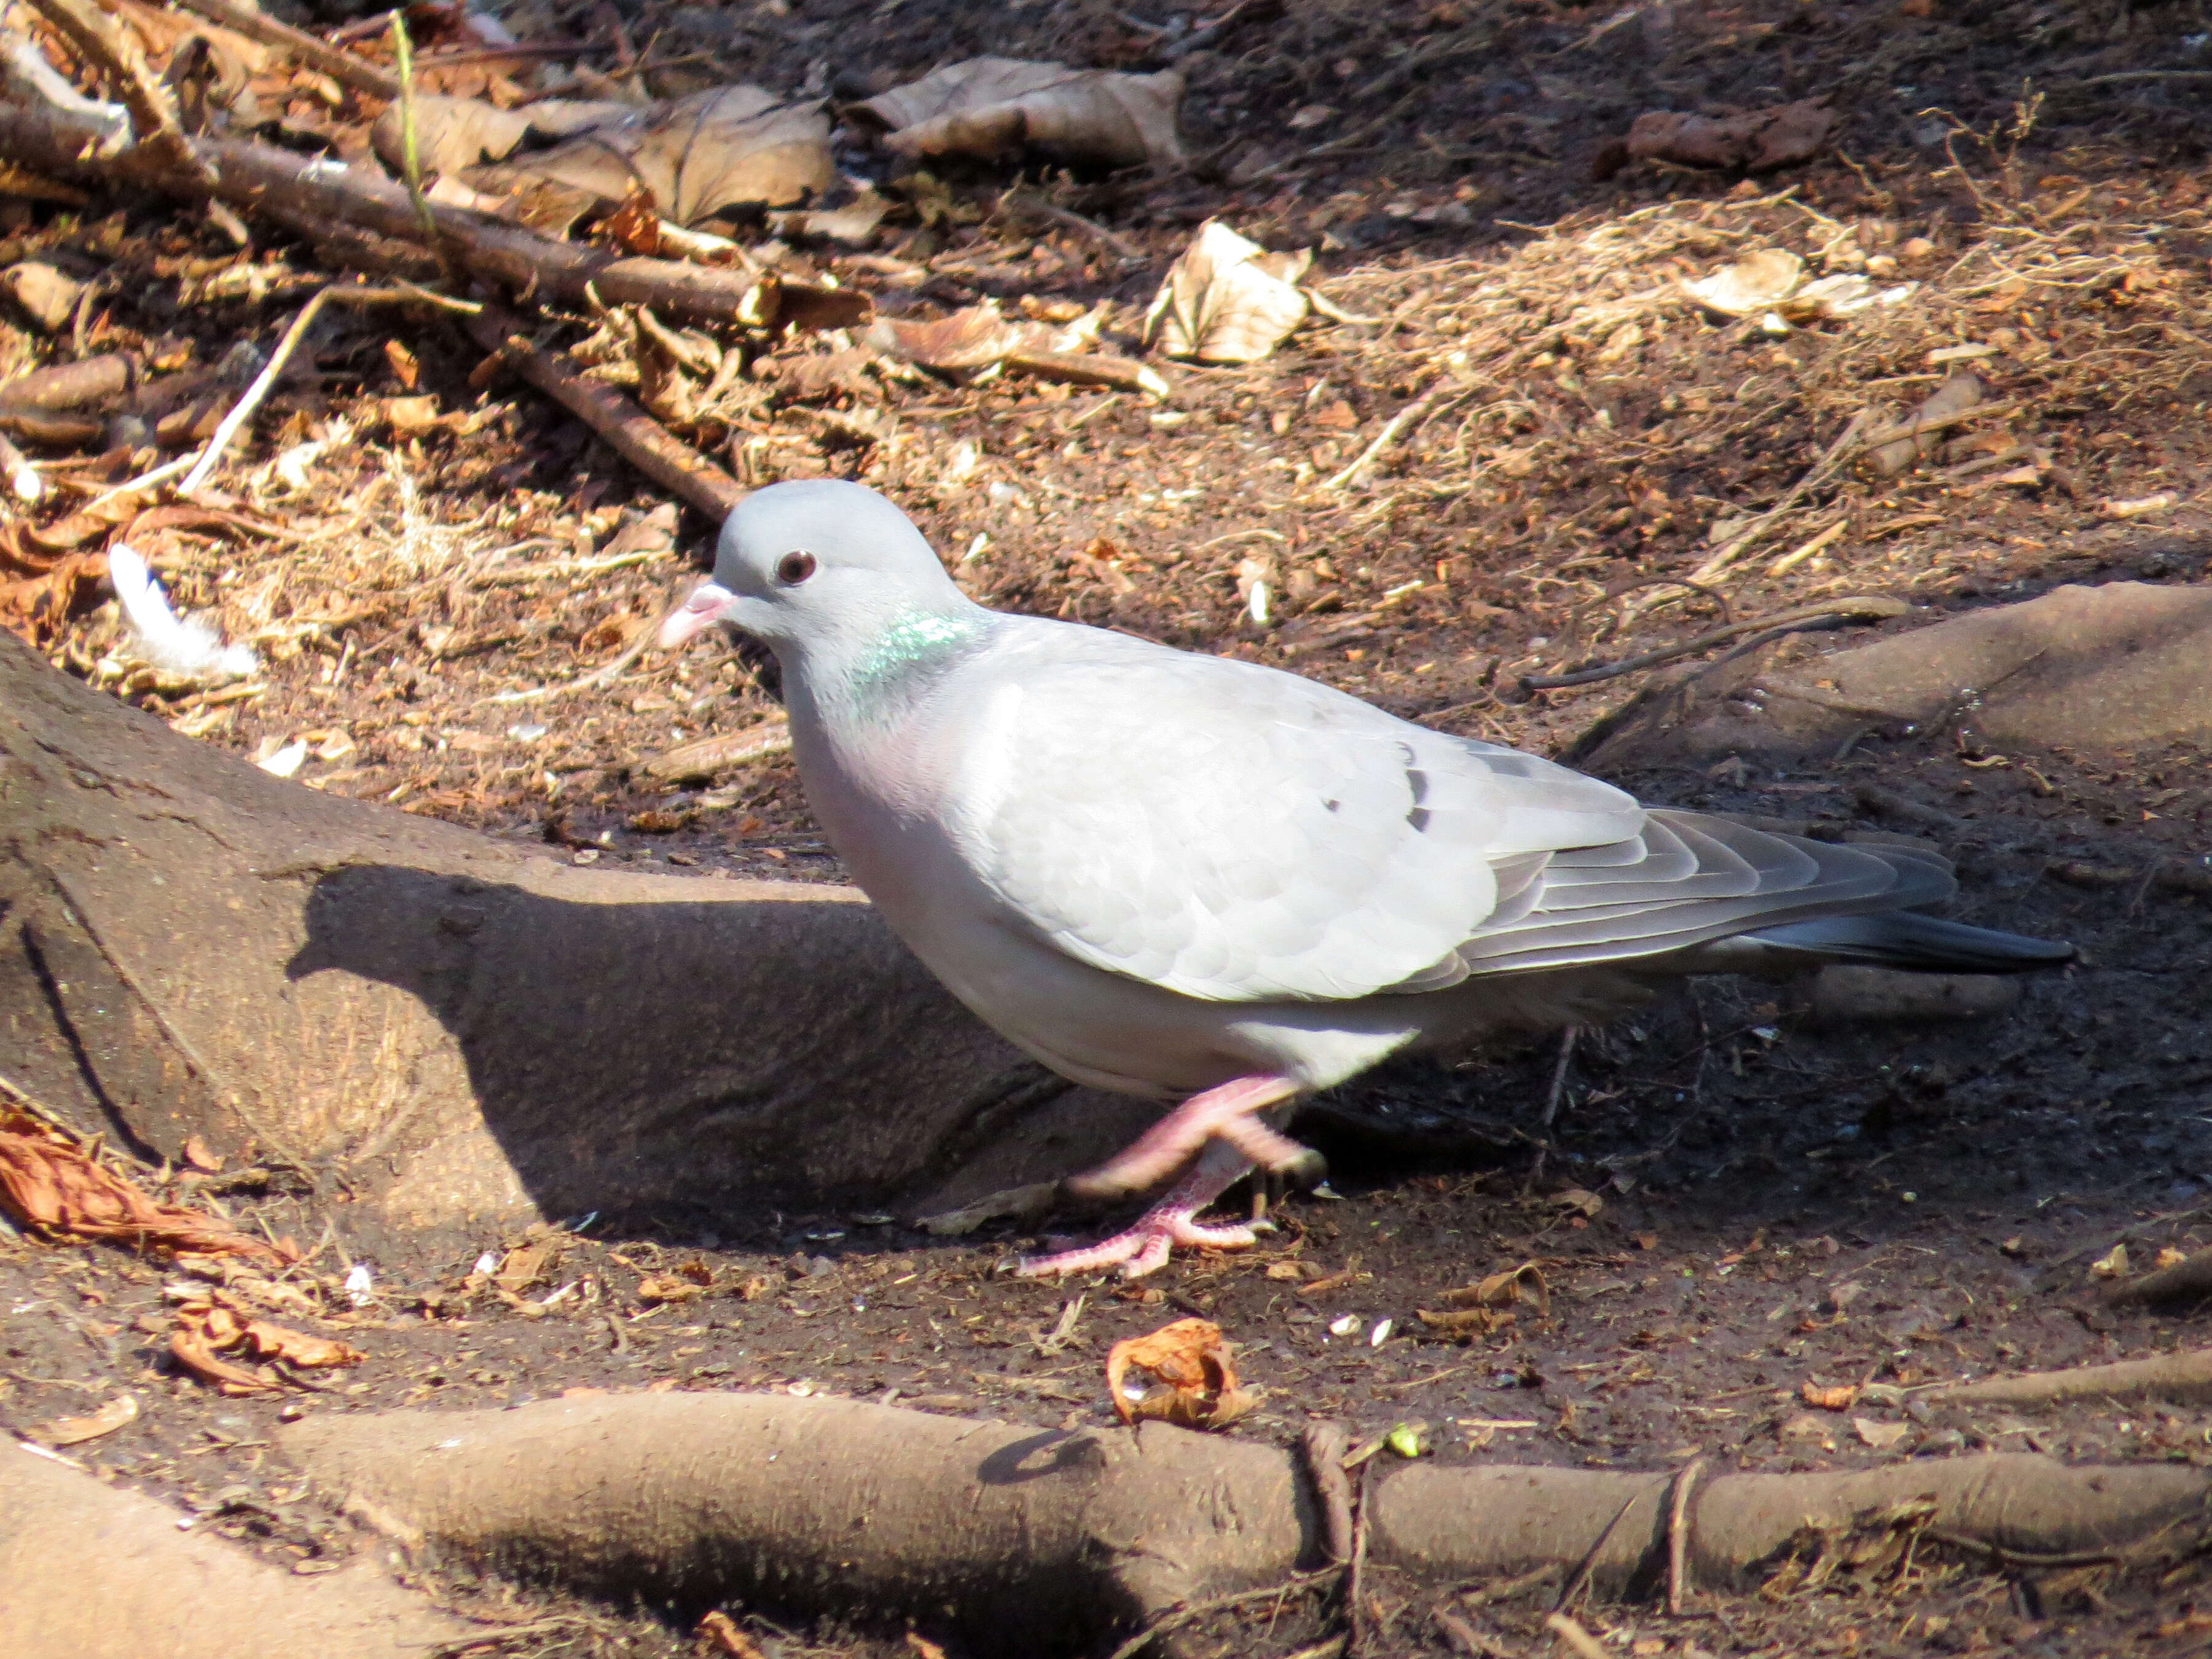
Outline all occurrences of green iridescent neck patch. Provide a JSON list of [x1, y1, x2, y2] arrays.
[[848, 608, 985, 694]]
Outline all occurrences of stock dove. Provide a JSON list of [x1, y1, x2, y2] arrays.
[[659, 480, 2073, 1276]]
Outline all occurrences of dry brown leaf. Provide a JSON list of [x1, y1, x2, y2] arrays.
[[1144, 220, 1311, 364], [1105, 1316, 1254, 1429], [1550, 1187, 1605, 1219], [1679, 248, 1803, 318], [697, 1611, 767, 1658], [1439, 1261, 1548, 1317], [1853, 1416, 1912, 1449], [1626, 100, 1837, 172], [1802, 1380, 1860, 1411], [33, 1393, 139, 1447], [638, 1274, 707, 1304], [868, 299, 1035, 371], [171, 1293, 364, 1395], [181, 1135, 223, 1174], [857, 58, 1185, 171], [0, 1112, 282, 1261], [468, 86, 834, 230], [1, 260, 87, 332], [369, 93, 633, 179], [0, 551, 106, 649], [598, 184, 663, 256]]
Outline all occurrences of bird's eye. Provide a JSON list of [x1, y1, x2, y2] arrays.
[[775, 550, 818, 586]]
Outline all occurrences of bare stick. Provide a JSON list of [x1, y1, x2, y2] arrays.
[[463, 305, 745, 520], [179, 284, 474, 495], [17, 0, 208, 179], [170, 0, 401, 100], [1520, 597, 1910, 691], [1664, 1457, 1703, 1616], [1005, 349, 1170, 400], [0, 95, 772, 329], [1544, 1612, 1610, 1659], [1312, 383, 1473, 495]]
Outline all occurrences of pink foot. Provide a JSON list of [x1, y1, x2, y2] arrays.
[[1064, 1073, 1317, 1200], [1019, 1148, 1258, 1279]]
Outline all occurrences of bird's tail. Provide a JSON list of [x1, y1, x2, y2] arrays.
[[1724, 912, 2076, 974]]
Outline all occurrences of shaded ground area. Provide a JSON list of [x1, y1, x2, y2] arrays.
[[10, 0, 2212, 1653]]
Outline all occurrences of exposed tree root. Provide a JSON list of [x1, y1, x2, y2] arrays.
[[1926, 1348, 2212, 1410], [286, 1393, 2212, 1655], [1, 1443, 467, 1659]]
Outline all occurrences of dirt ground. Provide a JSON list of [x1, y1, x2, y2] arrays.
[[11, 0, 2212, 1653]]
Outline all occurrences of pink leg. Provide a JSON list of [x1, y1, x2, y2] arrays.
[[1018, 1140, 1258, 1279], [1064, 1073, 1315, 1200]]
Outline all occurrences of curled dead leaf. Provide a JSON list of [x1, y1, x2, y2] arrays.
[[1680, 249, 1803, 318], [1105, 1316, 1255, 1429], [1440, 1260, 1549, 1317], [0, 551, 106, 650], [857, 58, 1185, 171], [33, 1393, 139, 1447], [0, 1108, 284, 1261], [1853, 1416, 1912, 1449], [2090, 1242, 2131, 1280], [1802, 1381, 1860, 1411], [170, 1293, 365, 1395], [1626, 100, 1837, 173], [637, 1274, 707, 1304], [1145, 220, 1312, 364]]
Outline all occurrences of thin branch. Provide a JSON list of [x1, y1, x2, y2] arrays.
[[1520, 596, 1910, 692], [179, 284, 475, 495], [17, 0, 208, 179], [170, 0, 401, 100]]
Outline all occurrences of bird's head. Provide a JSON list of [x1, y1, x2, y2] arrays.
[[657, 479, 969, 659]]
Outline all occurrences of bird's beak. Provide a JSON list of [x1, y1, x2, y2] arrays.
[[658, 581, 739, 649]]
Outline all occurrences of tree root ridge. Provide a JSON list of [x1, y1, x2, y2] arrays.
[[280, 1392, 2212, 1657]]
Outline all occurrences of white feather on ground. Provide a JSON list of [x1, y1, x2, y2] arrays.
[[106, 544, 259, 684]]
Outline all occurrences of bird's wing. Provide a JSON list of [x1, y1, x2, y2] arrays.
[[941, 624, 1952, 1004], [942, 626, 1640, 1002]]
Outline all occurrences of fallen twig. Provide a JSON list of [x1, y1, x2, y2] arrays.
[[171, 0, 401, 99], [1311, 383, 1474, 495], [0, 351, 137, 412], [0, 90, 772, 328], [463, 305, 744, 520], [180, 283, 475, 495], [19, 0, 208, 180], [1006, 348, 1170, 399], [2047, 858, 2212, 900], [1520, 597, 1909, 692], [1544, 1612, 1610, 1659]]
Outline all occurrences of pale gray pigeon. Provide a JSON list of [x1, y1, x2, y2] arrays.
[[660, 480, 2072, 1276]]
